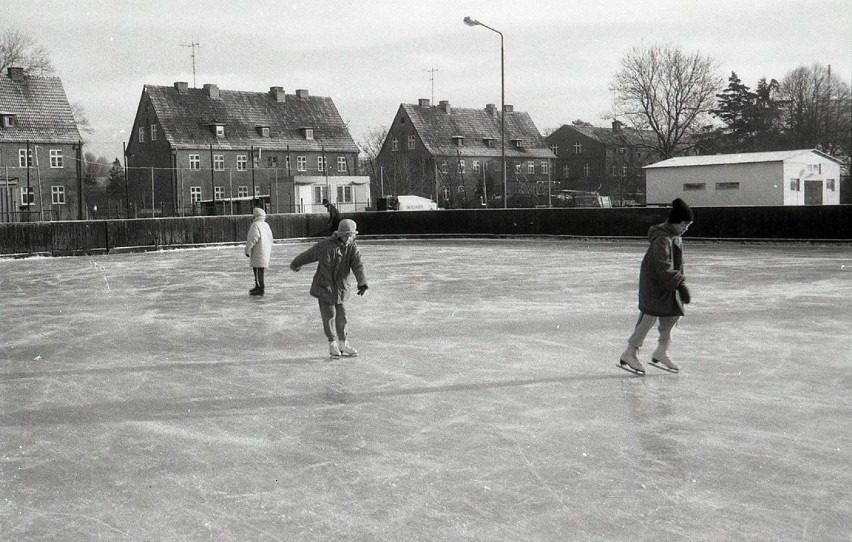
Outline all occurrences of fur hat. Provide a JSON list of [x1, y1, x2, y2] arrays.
[[668, 198, 694, 223], [252, 207, 266, 219], [322, 199, 330, 206], [335, 219, 358, 236]]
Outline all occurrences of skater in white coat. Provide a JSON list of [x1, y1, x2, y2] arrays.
[[619, 198, 694, 374], [290, 219, 368, 358], [245, 207, 273, 296]]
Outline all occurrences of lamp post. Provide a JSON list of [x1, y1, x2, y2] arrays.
[[464, 16, 506, 208]]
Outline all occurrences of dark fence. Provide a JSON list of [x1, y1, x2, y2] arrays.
[[1, 206, 850, 256]]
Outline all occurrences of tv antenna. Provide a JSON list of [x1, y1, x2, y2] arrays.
[[181, 40, 200, 88], [423, 67, 438, 104]]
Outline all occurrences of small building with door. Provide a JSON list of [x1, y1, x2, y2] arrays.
[[644, 149, 842, 206], [125, 82, 368, 217]]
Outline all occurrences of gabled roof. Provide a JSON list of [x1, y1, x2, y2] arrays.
[[644, 149, 842, 169], [0, 71, 81, 143], [550, 123, 656, 148], [400, 103, 554, 159], [141, 84, 359, 153]]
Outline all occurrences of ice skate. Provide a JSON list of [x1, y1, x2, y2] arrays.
[[618, 346, 645, 375], [339, 340, 358, 357], [649, 342, 679, 373], [249, 286, 264, 296], [328, 340, 341, 359]]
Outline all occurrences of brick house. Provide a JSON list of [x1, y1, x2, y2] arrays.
[[376, 99, 555, 208], [0, 67, 83, 222], [545, 121, 666, 206], [125, 82, 368, 216]]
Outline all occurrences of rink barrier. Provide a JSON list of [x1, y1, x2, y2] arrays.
[[0, 206, 849, 256]]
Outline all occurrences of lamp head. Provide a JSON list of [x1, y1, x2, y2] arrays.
[[463, 16, 480, 26]]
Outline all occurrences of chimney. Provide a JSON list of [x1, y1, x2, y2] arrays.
[[7, 67, 25, 81], [174, 81, 189, 93], [296, 89, 309, 99], [438, 100, 451, 114], [612, 120, 623, 132], [270, 86, 286, 103], [503, 104, 514, 113], [485, 103, 498, 117], [418, 98, 431, 107], [203, 83, 220, 99]]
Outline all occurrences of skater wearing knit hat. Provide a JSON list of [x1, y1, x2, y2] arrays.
[[619, 198, 694, 375], [290, 219, 368, 358], [245, 207, 273, 296]]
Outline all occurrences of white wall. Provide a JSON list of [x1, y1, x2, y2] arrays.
[[782, 156, 842, 205], [646, 162, 785, 206]]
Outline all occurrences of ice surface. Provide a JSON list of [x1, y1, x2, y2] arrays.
[[1, 239, 850, 539]]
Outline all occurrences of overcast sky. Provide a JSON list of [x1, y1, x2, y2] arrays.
[[4, 0, 851, 160]]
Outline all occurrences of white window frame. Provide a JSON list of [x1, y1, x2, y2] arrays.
[[313, 186, 328, 204], [440, 161, 448, 174], [472, 160, 481, 173], [550, 144, 558, 157], [214, 186, 224, 199], [21, 187, 34, 205], [237, 155, 247, 171], [237, 186, 249, 197], [583, 163, 590, 177], [337, 185, 353, 203], [297, 156, 307, 172], [50, 149, 63, 168], [408, 135, 416, 150], [190, 186, 202, 202], [51, 185, 65, 205], [337, 156, 347, 172], [189, 154, 200, 170], [19, 149, 33, 168], [574, 141, 582, 154], [392, 138, 399, 151], [213, 154, 224, 171], [541, 161, 548, 174], [562, 165, 569, 178], [527, 161, 535, 174], [151, 124, 158, 141], [317, 156, 326, 172], [138, 126, 145, 143], [458, 160, 466, 174], [215, 125, 225, 137]]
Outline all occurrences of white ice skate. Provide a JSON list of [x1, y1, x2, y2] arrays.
[[329, 340, 341, 359], [649, 351, 679, 372], [618, 346, 645, 375], [339, 341, 358, 357]]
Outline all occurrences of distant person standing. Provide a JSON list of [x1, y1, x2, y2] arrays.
[[322, 198, 341, 235], [290, 219, 368, 359], [619, 198, 694, 375], [245, 207, 273, 296]]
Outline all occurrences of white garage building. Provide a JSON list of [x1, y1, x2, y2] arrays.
[[644, 149, 842, 206]]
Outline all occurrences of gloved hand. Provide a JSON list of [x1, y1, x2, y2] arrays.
[[357, 284, 368, 296], [678, 284, 691, 304], [290, 264, 300, 272]]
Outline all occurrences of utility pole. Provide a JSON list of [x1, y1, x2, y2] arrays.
[[423, 68, 438, 104], [181, 40, 200, 88]]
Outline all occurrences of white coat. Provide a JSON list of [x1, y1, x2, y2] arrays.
[[245, 216, 273, 268]]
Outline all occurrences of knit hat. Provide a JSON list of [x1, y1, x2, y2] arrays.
[[335, 219, 358, 236], [252, 207, 266, 219], [668, 198, 694, 223]]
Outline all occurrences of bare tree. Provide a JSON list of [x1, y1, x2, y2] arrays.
[[0, 28, 54, 75], [610, 44, 722, 158]]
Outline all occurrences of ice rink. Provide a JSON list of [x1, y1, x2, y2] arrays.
[[2, 238, 850, 540]]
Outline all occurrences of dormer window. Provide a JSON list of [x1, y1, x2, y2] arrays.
[[0, 113, 16, 128], [483, 137, 495, 148], [257, 126, 270, 137], [452, 135, 464, 147], [512, 138, 525, 149], [300, 127, 314, 140], [210, 123, 225, 137]]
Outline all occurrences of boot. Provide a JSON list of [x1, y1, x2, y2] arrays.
[[651, 342, 679, 372], [329, 340, 341, 358], [339, 340, 358, 357], [249, 286, 264, 296], [619, 345, 645, 374]]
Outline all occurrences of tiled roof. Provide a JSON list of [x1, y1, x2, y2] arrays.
[[644, 149, 839, 168], [143, 85, 359, 153], [401, 103, 554, 159], [555, 124, 655, 147], [0, 72, 81, 143]]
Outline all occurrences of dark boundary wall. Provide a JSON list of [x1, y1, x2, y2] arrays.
[[1, 206, 850, 256]]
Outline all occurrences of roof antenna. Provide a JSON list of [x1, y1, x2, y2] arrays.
[[423, 67, 438, 104], [181, 40, 200, 88]]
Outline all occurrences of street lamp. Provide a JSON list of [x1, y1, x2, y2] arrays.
[[464, 16, 506, 208]]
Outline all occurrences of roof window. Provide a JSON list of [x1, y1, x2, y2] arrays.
[[0, 113, 16, 128], [300, 127, 314, 140]]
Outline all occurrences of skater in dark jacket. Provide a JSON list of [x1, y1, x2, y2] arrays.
[[619, 198, 694, 374], [290, 219, 368, 358], [322, 198, 341, 235]]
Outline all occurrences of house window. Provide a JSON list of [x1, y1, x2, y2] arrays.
[[583, 163, 590, 177], [621, 165, 628, 176], [238, 186, 249, 198], [297, 156, 307, 171], [618, 147, 626, 154], [213, 155, 224, 171], [611, 165, 617, 176], [313, 186, 328, 204], [790, 179, 800, 191], [214, 186, 224, 199], [151, 124, 158, 141], [827, 179, 836, 191], [237, 155, 247, 171], [317, 156, 326, 171], [472, 160, 481, 173], [484, 138, 495, 148], [138, 126, 145, 143], [49, 150, 63, 168], [19, 149, 32, 168], [1, 114, 16, 127], [440, 161, 448, 174], [515, 163, 522, 174], [215, 125, 225, 137], [550, 144, 558, 156], [260, 127, 270, 137], [51, 185, 65, 204], [574, 142, 583, 154], [392, 138, 399, 151], [716, 182, 740, 190], [21, 187, 34, 205], [189, 154, 200, 170], [683, 183, 706, 191], [458, 160, 465, 174], [562, 165, 570, 178], [541, 161, 548, 175], [337, 156, 347, 172], [408, 135, 416, 150], [337, 185, 353, 203], [254, 186, 261, 197], [303, 128, 313, 140], [285, 156, 291, 170], [453, 136, 464, 147], [527, 161, 535, 174], [190, 186, 202, 202]]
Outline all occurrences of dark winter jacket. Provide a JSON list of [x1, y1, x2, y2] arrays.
[[638, 223, 687, 317], [290, 236, 366, 305]]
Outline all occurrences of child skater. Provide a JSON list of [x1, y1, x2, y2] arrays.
[[245, 207, 273, 296], [290, 219, 368, 358], [619, 198, 694, 375]]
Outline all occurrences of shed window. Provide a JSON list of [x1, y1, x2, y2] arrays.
[[790, 179, 800, 191], [827, 179, 836, 191], [683, 183, 706, 191], [715, 182, 740, 190]]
